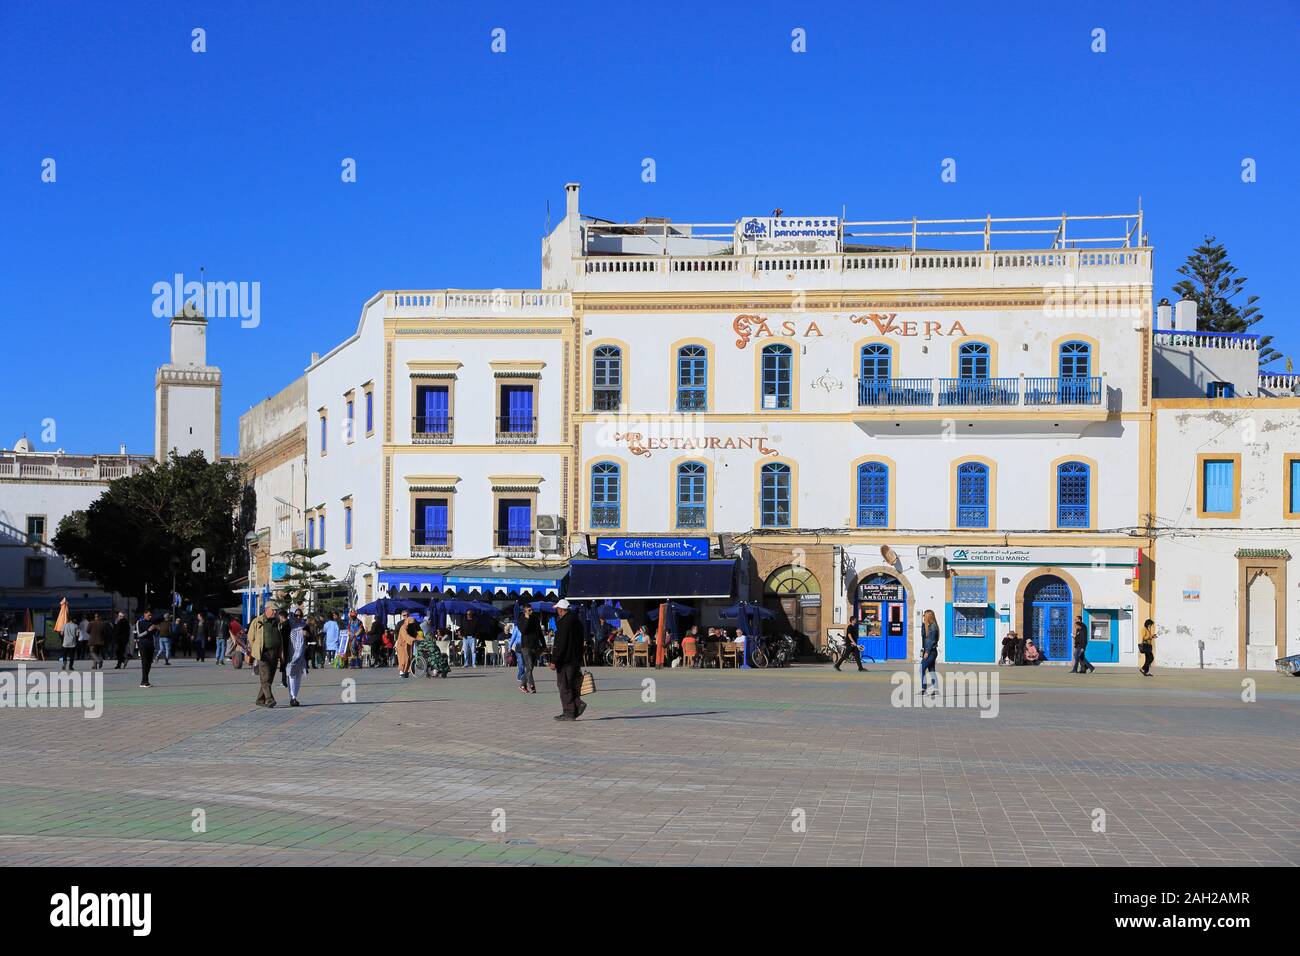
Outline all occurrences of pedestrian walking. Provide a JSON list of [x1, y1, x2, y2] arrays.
[[276, 610, 291, 687], [112, 611, 130, 668], [193, 612, 208, 662], [247, 604, 285, 707], [87, 612, 107, 669], [920, 609, 940, 694], [303, 616, 317, 672], [135, 610, 159, 687], [77, 615, 90, 660], [548, 599, 587, 720], [834, 615, 866, 672], [462, 610, 479, 667], [519, 605, 543, 694], [324, 612, 340, 664], [229, 617, 247, 668], [215, 615, 229, 664], [60, 616, 80, 670], [157, 614, 173, 665], [1139, 618, 1157, 676], [286, 613, 308, 706], [1071, 616, 1095, 674]]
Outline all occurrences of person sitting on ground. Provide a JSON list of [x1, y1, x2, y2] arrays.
[[1023, 638, 1041, 664], [999, 630, 1019, 666]]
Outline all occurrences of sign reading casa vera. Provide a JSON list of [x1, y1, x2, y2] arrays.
[[597, 537, 710, 561]]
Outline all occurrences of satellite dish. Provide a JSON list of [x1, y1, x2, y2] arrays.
[[881, 545, 898, 566]]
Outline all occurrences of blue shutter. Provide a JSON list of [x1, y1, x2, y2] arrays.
[[1057, 462, 1090, 528], [345, 507, 352, 545], [1292, 460, 1300, 514], [422, 387, 448, 431], [307, 517, 315, 549], [507, 504, 531, 546], [857, 462, 889, 527], [957, 462, 989, 528], [1203, 460, 1235, 513], [366, 391, 373, 433]]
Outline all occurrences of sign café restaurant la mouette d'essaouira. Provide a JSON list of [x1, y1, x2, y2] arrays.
[[596, 537, 711, 561]]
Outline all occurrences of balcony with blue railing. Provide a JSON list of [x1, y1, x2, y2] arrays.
[[857, 377, 935, 407], [937, 377, 1020, 407], [1023, 376, 1102, 406]]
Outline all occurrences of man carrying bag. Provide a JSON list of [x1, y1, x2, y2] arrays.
[[247, 603, 286, 708]]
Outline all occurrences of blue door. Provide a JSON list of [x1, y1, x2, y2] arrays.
[[857, 574, 907, 661], [422, 386, 449, 433], [1025, 576, 1072, 661]]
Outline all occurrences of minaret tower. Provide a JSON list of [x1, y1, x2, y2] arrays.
[[155, 302, 222, 461]]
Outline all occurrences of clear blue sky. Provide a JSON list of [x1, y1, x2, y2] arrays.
[[2, 0, 1296, 456]]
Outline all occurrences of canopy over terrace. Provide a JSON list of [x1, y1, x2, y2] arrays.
[[378, 567, 567, 599], [566, 559, 736, 600]]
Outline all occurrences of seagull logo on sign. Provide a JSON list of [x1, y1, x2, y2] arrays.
[[598, 541, 618, 554]]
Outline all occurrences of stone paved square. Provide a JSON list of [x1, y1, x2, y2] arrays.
[[1, 659, 1297, 866]]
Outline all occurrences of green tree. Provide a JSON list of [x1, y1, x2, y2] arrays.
[[52, 451, 245, 608], [1172, 236, 1278, 367], [276, 548, 334, 612]]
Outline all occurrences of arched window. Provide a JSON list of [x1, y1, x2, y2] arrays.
[[764, 564, 819, 595], [856, 461, 889, 528], [958, 341, 990, 379], [860, 343, 892, 381], [1059, 340, 1091, 379], [590, 461, 621, 528], [593, 346, 622, 411], [761, 343, 793, 409], [676, 461, 707, 529], [956, 461, 990, 528], [760, 462, 792, 528], [677, 345, 708, 411], [1057, 461, 1090, 528]]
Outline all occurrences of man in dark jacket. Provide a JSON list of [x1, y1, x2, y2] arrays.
[[112, 612, 131, 668], [834, 615, 866, 672], [519, 604, 544, 693], [1070, 616, 1095, 674], [548, 600, 586, 721]]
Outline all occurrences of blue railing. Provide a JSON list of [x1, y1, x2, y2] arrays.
[[1023, 376, 1102, 405], [858, 377, 935, 406], [937, 377, 1020, 407]]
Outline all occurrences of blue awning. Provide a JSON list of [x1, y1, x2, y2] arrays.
[[567, 559, 736, 600], [378, 571, 445, 592]]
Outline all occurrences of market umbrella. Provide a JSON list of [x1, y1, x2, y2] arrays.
[[52, 597, 69, 637]]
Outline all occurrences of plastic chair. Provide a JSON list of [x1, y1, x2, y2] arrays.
[[681, 637, 698, 668]]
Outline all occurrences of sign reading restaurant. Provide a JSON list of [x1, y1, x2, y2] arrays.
[[612, 432, 779, 458], [597, 537, 711, 561]]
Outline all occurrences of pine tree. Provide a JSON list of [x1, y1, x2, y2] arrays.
[[277, 548, 333, 613], [1172, 237, 1278, 367]]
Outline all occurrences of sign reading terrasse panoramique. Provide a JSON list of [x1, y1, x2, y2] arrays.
[[596, 537, 711, 561]]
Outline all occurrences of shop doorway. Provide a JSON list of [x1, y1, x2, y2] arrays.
[[763, 565, 821, 656], [1024, 575, 1072, 661], [857, 572, 908, 661]]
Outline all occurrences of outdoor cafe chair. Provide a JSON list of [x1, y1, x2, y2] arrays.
[[612, 641, 631, 667], [681, 637, 698, 668], [721, 642, 739, 668], [631, 642, 650, 668]]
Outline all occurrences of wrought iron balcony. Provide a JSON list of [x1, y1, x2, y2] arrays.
[[676, 390, 708, 412], [495, 416, 538, 444], [494, 527, 534, 550], [411, 529, 453, 552], [590, 506, 621, 529], [412, 415, 454, 443], [676, 505, 707, 529], [937, 377, 1021, 407], [593, 388, 621, 412], [857, 377, 935, 407]]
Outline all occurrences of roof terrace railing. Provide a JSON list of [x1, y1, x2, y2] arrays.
[[1153, 329, 1260, 350]]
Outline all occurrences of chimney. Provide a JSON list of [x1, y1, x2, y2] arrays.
[[564, 182, 580, 222], [310, 352, 320, 365], [565, 182, 582, 255], [1174, 298, 1197, 331], [1157, 297, 1172, 329], [119, 443, 127, 456]]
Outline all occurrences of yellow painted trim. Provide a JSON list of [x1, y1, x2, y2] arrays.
[[1154, 397, 1300, 409], [1195, 452, 1242, 519], [383, 444, 571, 455], [848, 454, 897, 530], [494, 374, 540, 438], [318, 408, 327, 457], [1049, 454, 1099, 531], [754, 340, 800, 413], [1285, 453, 1300, 520], [408, 487, 455, 554], [950, 335, 999, 378], [1051, 332, 1101, 378], [410, 377, 455, 440], [403, 475, 462, 486], [669, 337, 715, 413], [669, 455, 714, 532], [489, 360, 546, 372], [487, 474, 544, 486], [949, 455, 998, 530], [584, 454, 628, 533], [570, 410, 1140, 424], [586, 338, 630, 413], [754, 456, 799, 529], [407, 360, 464, 372], [363, 382, 375, 439]]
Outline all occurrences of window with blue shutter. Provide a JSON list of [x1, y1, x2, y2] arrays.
[[500, 385, 534, 433], [416, 386, 449, 434], [365, 390, 374, 434], [590, 462, 620, 528], [1202, 459, 1235, 514], [1207, 381, 1235, 398], [761, 343, 793, 409], [677, 345, 708, 411], [415, 498, 448, 547], [320, 413, 327, 454], [677, 461, 706, 528], [856, 461, 889, 527], [1057, 461, 1090, 528], [1291, 459, 1300, 514], [307, 516, 315, 549], [860, 343, 892, 381], [952, 576, 989, 638], [1059, 341, 1091, 379], [760, 463, 791, 527], [497, 499, 532, 547], [345, 505, 352, 546], [956, 462, 990, 528]]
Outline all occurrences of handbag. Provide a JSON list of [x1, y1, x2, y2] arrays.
[[579, 670, 597, 696], [1138, 641, 1152, 654]]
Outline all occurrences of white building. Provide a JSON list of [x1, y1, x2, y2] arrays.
[[297, 184, 1170, 668], [1150, 302, 1300, 670]]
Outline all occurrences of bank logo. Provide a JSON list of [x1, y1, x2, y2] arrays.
[[50, 886, 151, 936]]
